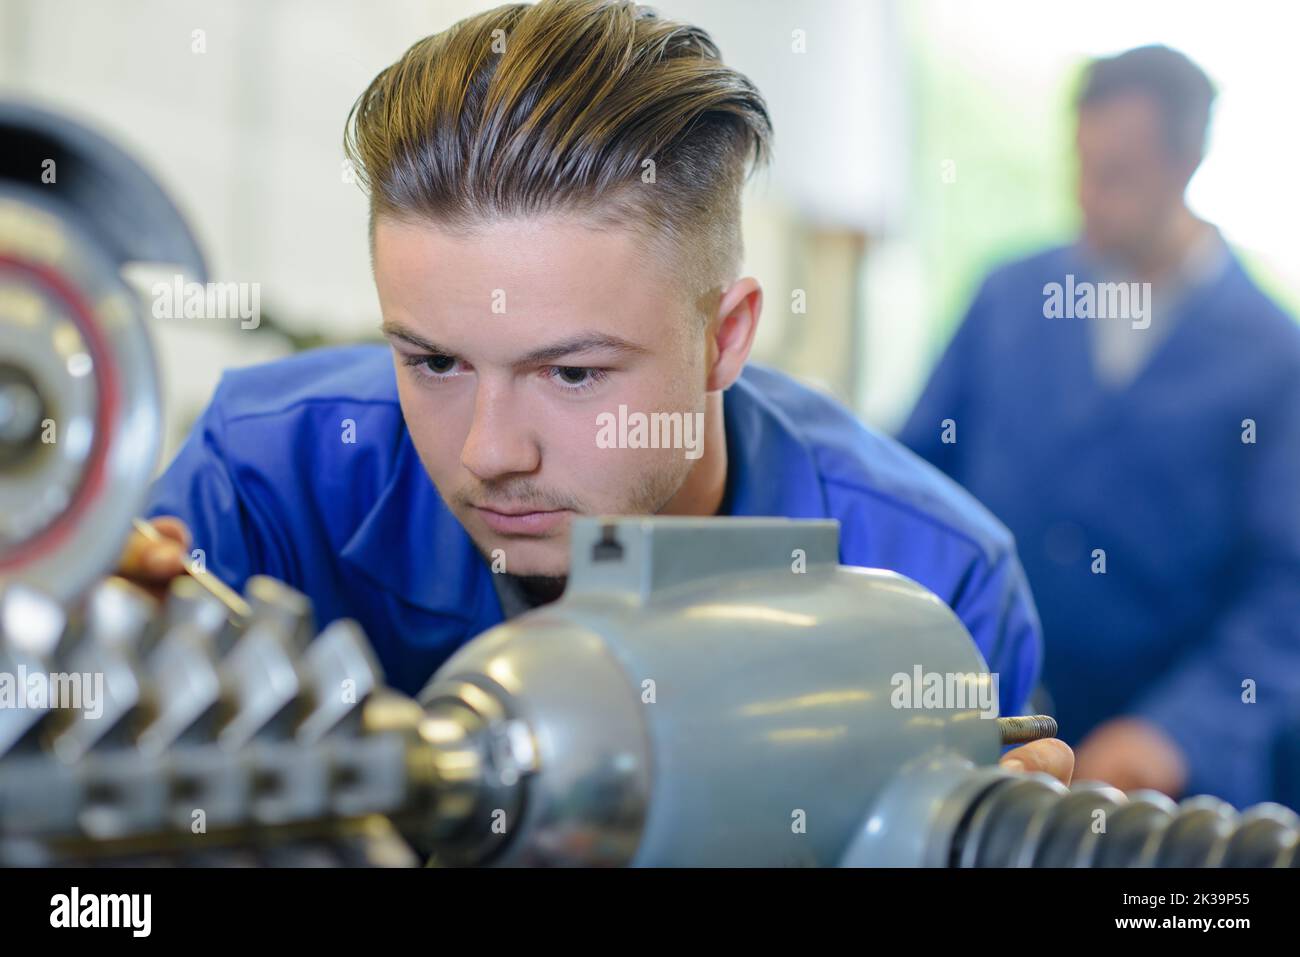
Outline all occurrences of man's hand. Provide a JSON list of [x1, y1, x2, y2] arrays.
[[999, 737, 1074, 785], [1074, 717, 1187, 796], [115, 516, 192, 599]]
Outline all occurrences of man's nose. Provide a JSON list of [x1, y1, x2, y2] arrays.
[[460, 381, 540, 480]]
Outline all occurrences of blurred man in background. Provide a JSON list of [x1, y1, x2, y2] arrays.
[[900, 45, 1300, 808]]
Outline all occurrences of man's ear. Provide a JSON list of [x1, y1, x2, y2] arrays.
[[706, 276, 762, 392]]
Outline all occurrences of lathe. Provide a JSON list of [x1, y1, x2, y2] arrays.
[[3, 100, 1298, 868]]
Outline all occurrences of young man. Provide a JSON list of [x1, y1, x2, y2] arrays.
[[121, 0, 1068, 780]]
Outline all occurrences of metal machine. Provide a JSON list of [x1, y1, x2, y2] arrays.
[[2, 102, 1299, 867]]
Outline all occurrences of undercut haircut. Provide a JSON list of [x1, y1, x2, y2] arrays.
[[344, 0, 772, 313]]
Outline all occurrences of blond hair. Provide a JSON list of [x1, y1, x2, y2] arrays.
[[344, 0, 771, 305]]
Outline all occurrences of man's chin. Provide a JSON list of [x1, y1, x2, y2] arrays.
[[469, 529, 571, 579]]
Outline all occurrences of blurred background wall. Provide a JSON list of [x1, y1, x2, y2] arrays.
[[1, 0, 1295, 460]]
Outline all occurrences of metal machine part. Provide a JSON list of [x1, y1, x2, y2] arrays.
[[0, 100, 204, 606], [841, 755, 1300, 867], [418, 517, 1000, 866], [0, 574, 429, 866], [412, 518, 1300, 867]]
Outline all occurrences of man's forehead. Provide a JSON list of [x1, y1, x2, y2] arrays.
[[372, 214, 697, 337], [1077, 94, 1166, 153]]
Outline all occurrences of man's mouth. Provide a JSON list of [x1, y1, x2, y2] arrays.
[[472, 503, 572, 536]]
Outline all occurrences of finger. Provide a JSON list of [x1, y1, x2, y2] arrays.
[[1000, 738, 1075, 786], [1072, 746, 1117, 785], [149, 516, 192, 550], [117, 519, 189, 581]]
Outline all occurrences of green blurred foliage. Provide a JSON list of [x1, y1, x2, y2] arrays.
[[906, 11, 1080, 347]]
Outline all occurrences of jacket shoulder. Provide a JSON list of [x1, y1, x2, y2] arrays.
[[195, 345, 407, 536], [739, 364, 1016, 565], [209, 343, 399, 423], [979, 245, 1077, 296]]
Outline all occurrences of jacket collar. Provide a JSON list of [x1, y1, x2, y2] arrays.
[[720, 366, 832, 520]]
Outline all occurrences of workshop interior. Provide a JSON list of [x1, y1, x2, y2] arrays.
[[3, 0, 1300, 871]]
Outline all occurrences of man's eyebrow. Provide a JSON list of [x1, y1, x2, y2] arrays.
[[381, 322, 444, 353], [515, 334, 649, 365], [380, 322, 648, 365]]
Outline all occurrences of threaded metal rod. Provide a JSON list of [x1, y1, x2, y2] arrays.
[[997, 715, 1059, 745], [950, 774, 1300, 867]]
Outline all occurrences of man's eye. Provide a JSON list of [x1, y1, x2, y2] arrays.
[[404, 353, 458, 377], [548, 366, 607, 391]]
